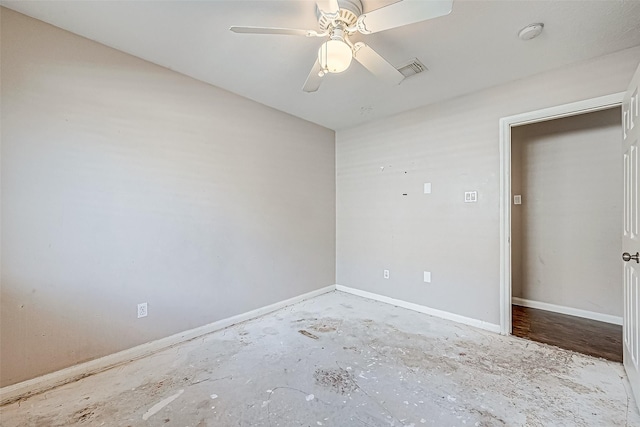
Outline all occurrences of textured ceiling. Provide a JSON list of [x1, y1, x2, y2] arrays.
[[3, 0, 640, 130]]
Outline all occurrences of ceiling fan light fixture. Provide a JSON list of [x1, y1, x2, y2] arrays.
[[318, 39, 352, 73]]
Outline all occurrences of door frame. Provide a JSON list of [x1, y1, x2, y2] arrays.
[[499, 92, 625, 335]]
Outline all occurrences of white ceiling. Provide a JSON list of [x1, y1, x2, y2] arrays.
[[3, 0, 640, 130]]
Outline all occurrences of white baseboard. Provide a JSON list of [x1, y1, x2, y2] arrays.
[[0, 285, 336, 406], [512, 297, 623, 325], [336, 285, 501, 334]]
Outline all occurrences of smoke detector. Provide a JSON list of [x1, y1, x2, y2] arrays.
[[518, 23, 544, 40]]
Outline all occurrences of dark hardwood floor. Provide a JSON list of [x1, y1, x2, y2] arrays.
[[512, 305, 623, 363]]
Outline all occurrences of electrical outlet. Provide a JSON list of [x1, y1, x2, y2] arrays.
[[383, 269, 390, 279], [137, 302, 148, 318]]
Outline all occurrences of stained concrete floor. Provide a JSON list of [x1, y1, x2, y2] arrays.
[[1, 291, 639, 427]]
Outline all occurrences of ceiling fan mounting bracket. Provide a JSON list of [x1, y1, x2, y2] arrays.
[[316, 0, 363, 31]]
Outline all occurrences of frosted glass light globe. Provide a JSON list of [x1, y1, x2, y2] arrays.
[[318, 40, 352, 73]]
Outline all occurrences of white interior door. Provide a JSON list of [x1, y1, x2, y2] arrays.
[[622, 62, 640, 408]]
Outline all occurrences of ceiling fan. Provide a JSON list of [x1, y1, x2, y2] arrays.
[[230, 0, 453, 92]]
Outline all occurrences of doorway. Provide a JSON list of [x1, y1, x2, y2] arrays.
[[509, 108, 623, 361], [499, 93, 626, 359]]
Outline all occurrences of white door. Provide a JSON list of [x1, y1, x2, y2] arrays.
[[622, 61, 640, 408]]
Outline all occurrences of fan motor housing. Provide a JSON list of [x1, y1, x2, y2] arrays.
[[316, 0, 363, 30]]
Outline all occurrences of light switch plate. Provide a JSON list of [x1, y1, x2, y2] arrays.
[[464, 191, 478, 203], [514, 195, 522, 205], [424, 271, 431, 283], [424, 183, 432, 194]]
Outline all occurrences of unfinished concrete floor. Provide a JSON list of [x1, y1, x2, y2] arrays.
[[1, 291, 639, 426]]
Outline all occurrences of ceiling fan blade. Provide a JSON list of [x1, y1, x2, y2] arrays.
[[303, 60, 324, 93], [353, 42, 404, 86], [230, 26, 318, 37], [356, 0, 453, 34], [317, 0, 340, 15]]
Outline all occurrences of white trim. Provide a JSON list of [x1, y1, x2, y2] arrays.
[[512, 297, 623, 326], [0, 285, 336, 406], [499, 92, 625, 335], [336, 285, 501, 334]]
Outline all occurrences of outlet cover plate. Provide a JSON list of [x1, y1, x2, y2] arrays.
[[424, 271, 431, 283], [137, 302, 148, 318]]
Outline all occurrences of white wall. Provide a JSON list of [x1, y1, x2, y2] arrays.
[[0, 8, 336, 387], [336, 46, 640, 326], [511, 108, 622, 317]]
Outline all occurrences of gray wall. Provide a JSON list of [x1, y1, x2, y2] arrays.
[[336, 46, 640, 326], [511, 108, 622, 317], [0, 9, 336, 387], [511, 138, 524, 306]]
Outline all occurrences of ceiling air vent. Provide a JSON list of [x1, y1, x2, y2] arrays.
[[396, 58, 427, 78]]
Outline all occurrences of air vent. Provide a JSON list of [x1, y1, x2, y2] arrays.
[[396, 58, 427, 78]]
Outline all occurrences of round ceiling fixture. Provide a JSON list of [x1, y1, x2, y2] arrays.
[[518, 23, 544, 40], [318, 39, 353, 74]]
